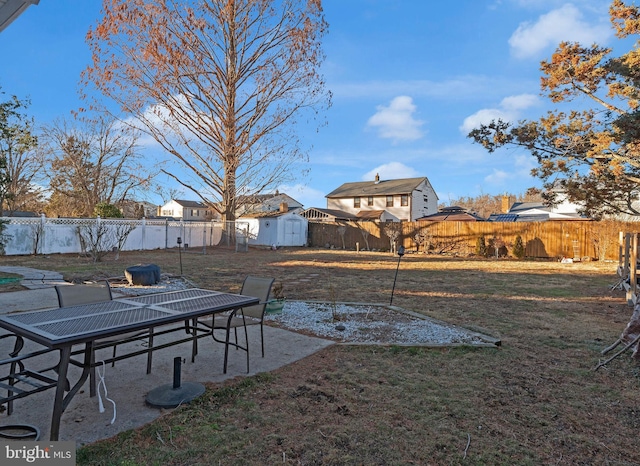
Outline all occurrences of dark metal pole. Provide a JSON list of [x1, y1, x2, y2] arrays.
[[177, 236, 183, 276], [172, 357, 182, 389], [390, 245, 405, 305]]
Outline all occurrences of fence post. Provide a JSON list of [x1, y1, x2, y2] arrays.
[[202, 222, 206, 254], [628, 233, 638, 305], [141, 217, 146, 250], [39, 213, 46, 255], [164, 219, 169, 249]]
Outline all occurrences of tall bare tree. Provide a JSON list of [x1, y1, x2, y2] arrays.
[[83, 0, 330, 222], [42, 116, 151, 217], [0, 90, 43, 215]]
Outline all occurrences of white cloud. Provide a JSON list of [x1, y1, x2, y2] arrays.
[[366, 96, 424, 142], [484, 169, 511, 185], [278, 183, 326, 209], [483, 153, 538, 188], [500, 94, 539, 111], [460, 93, 539, 134], [509, 4, 611, 59], [362, 162, 420, 181], [460, 109, 510, 135]]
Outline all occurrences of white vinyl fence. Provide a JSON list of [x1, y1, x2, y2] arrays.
[[1, 215, 250, 256]]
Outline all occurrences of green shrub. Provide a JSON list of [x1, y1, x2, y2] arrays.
[[513, 234, 525, 259], [94, 203, 123, 218]]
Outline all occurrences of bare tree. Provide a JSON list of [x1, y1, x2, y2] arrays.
[[83, 0, 330, 222], [76, 219, 137, 262], [41, 115, 152, 217], [356, 221, 371, 251], [383, 222, 402, 254], [0, 90, 43, 215], [337, 225, 347, 249]]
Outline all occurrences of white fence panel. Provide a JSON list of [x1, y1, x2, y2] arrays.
[[1, 216, 253, 256]]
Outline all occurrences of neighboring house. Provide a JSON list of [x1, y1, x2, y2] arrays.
[[488, 195, 589, 222], [238, 207, 308, 247], [320, 174, 438, 222], [119, 200, 160, 219], [159, 199, 213, 221], [0, 0, 39, 33], [418, 206, 485, 222], [236, 191, 303, 216]]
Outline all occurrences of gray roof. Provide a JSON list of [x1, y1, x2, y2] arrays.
[[237, 192, 303, 207], [419, 207, 485, 222], [173, 199, 208, 208], [326, 177, 427, 198], [508, 202, 548, 213], [0, 0, 39, 33]]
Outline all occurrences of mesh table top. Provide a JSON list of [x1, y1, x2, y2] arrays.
[[0, 289, 258, 347]]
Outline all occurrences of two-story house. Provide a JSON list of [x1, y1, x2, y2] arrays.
[[316, 174, 438, 222], [236, 191, 303, 216], [158, 199, 213, 221]]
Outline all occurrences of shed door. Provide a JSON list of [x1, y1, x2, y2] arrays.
[[283, 219, 303, 246]]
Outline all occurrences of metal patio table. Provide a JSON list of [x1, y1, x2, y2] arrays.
[[0, 288, 258, 441]]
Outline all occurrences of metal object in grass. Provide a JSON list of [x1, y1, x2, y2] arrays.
[[177, 236, 183, 275], [390, 245, 405, 305]]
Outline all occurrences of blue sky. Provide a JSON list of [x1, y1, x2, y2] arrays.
[[0, 0, 619, 209]]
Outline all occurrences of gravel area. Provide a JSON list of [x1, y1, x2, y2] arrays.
[[108, 278, 496, 346], [264, 301, 496, 346]]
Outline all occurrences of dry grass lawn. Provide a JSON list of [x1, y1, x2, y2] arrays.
[[1, 247, 639, 465]]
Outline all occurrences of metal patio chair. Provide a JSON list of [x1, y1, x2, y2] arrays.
[[197, 276, 274, 374]]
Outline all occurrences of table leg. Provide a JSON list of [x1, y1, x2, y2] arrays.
[[49, 346, 71, 441], [49, 342, 93, 441]]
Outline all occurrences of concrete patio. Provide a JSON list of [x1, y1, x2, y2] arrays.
[[0, 268, 335, 446]]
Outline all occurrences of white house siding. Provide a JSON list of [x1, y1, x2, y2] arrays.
[[411, 179, 438, 220]]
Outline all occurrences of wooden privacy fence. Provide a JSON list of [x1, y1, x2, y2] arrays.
[[308, 220, 640, 261]]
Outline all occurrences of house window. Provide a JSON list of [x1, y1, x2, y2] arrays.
[[162, 209, 173, 216], [367, 196, 374, 206], [191, 209, 200, 216], [386, 195, 394, 207], [354, 197, 361, 208], [401, 194, 408, 207]]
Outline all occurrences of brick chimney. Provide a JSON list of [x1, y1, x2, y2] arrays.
[[374, 173, 380, 184], [279, 202, 288, 213], [501, 195, 512, 213]]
